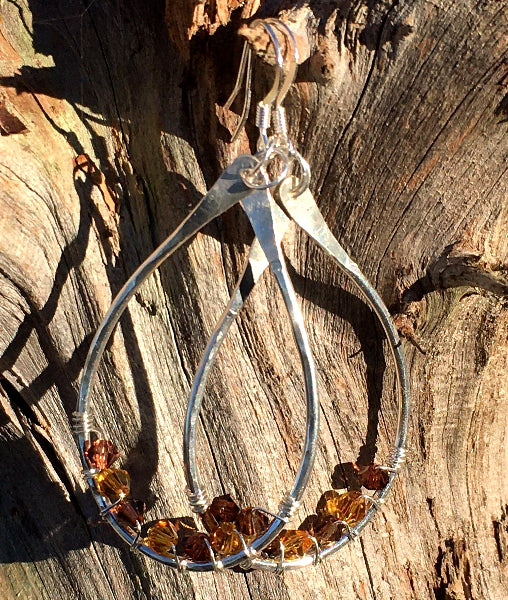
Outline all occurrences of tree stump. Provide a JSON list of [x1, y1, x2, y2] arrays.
[[0, 1, 507, 599]]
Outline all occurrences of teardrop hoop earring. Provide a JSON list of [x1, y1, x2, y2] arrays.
[[73, 19, 320, 573], [72, 18, 410, 574], [183, 19, 410, 573]]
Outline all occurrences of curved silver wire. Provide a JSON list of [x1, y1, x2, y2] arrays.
[[184, 183, 320, 562], [75, 155, 320, 572], [241, 146, 290, 190], [182, 177, 410, 572], [265, 19, 299, 108], [224, 41, 253, 143], [225, 20, 284, 145]]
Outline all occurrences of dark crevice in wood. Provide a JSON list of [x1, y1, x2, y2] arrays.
[[492, 505, 508, 565], [433, 544, 447, 600], [359, 536, 378, 600], [243, 574, 255, 600], [493, 519, 504, 564], [426, 497, 440, 535], [397, 246, 508, 312], [0, 377, 40, 428], [318, 0, 401, 201], [0, 379, 84, 520]]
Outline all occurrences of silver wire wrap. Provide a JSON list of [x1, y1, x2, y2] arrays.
[[256, 103, 271, 132], [187, 488, 210, 514], [72, 411, 95, 437], [272, 107, 288, 139], [278, 494, 300, 522]]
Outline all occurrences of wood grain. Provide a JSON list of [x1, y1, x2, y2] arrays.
[[0, 1, 506, 599]]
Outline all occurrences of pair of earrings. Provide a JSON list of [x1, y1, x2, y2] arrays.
[[72, 19, 410, 574]]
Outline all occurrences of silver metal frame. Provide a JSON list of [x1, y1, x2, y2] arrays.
[[74, 155, 320, 572], [74, 16, 410, 574], [183, 176, 410, 572]]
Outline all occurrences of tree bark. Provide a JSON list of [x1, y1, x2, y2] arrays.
[[0, 1, 507, 599]]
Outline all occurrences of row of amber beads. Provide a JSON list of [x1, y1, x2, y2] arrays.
[[143, 496, 269, 561], [84, 439, 145, 532], [85, 439, 388, 564], [145, 470, 385, 564]]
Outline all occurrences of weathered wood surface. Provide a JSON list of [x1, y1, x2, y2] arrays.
[[0, 1, 507, 599]]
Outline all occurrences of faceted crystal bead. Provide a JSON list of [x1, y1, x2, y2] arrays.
[[93, 468, 130, 501], [110, 500, 145, 530], [144, 520, 179, 557], [201, 509, 219, 533], [84, 439, 119, 470], [175, 518, 200, 543], [300, 514, 344, 547], [316, 490, 341, 517], [235, 507, 270, 542], [208, 494, 240, 523], [181, 532, 212, 562], [317, 490, 367, 525], [266, 529, 314, 560], [209, 522, 242, 556], [354, 463, 390, 490]]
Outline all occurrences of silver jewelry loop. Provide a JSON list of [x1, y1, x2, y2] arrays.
[[76, 155, 320, 572], [240, 146, 290, 190], [224, 41, 253, 143], [184, 182, 320, 565], [225, 18, 297, 146], [182, 176, 410, 572], [265, 19, 299, 108], [287, 150, 311, 197]]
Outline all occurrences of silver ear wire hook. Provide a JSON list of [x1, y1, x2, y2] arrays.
[[225, 20, 286, 146], [266, 19, 299, 109], [224, 41, 253, 143], [254, 20, 284, 148]]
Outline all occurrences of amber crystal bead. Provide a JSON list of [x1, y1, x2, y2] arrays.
[[209, 522, 242, 556], [267, 530, 314, 560], [144, 520, 179, 557], [110, 500, 145, 530], [354, 463, 390, 490], [181, 532, 212, 562], [93, 468, 130, 502], [235, 507, 270, 541], [317, 490, 367, 526], [84, 439, 119, 470]]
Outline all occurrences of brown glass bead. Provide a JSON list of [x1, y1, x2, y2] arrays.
[[93, 468, 130, 501], [209, 522, 242, 556], [144, 520, 179, 557], [175, 518, 199, 542], [110, 500, 145, 530], [207, 494, 240, 524], [317, 490, 367, 526], [300, 514, 344, 547], [316, 490, 341, 517], [84, 439, 119, 470], [235, 507, 270, 540], [181, 532, 212, 562], [354, 463, 390, 490], [201, 509, 219, 533], [266, 529, 314, 560]]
